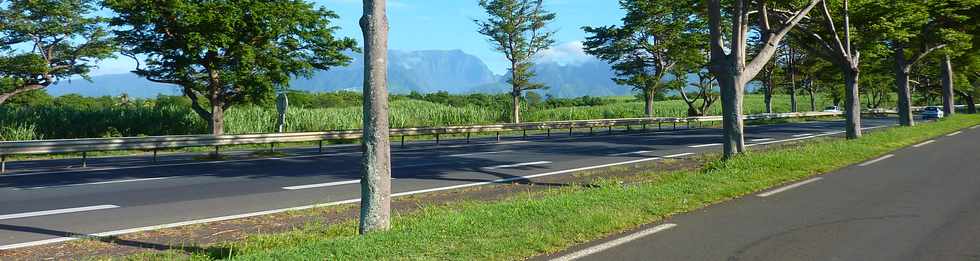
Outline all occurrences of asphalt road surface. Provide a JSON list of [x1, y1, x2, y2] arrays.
[[547, 122, 980, 261], [0, 118, 897, 250]]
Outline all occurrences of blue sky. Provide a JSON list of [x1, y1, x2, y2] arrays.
[[93, 0, 626, 76]]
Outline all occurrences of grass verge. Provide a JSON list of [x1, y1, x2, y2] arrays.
[[120, 115, 980, 261]]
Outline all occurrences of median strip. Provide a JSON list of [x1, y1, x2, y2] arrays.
[[0, 205, 119, 221], [550, 223, 677, 261]]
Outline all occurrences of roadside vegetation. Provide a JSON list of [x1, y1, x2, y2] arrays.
[[114, 114, 980, 261], [0, 92, 834, 141]]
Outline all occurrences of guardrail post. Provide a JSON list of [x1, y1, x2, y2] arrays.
[[81, 152, 88, 168], [626, 124, 631, 132], [687, 121, 691, 129], [569, 128, 573, 136], [496, 132, 500, 142], [589, 127, 594, 135], [466, 133, 471, 143], [522, 130, 527, 139], [546, 128, 551, 137], [1, 155, 6, 174], [152, 149, 158, 163], [214, 146, 220, 157], [607, 126, 612, 135], [436, 134, 440, 145], [673, 122, 677, 130], [270, 143, 276, 153], [658, 122, 662, 130], [319, 140, 324, 153], [400, 136, 405, 148]]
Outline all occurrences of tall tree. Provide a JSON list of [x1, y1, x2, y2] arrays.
[[582, 0, 706, 117], [707, 0, 820, 159], [0, 0, 114, 105], [857, 0, 972, 126], [475, 0, 555, 123], [359, 0, 391, 234], [795, 0, 864, 139], [935, 0, 978, 116], [106, 0, 357, 134]]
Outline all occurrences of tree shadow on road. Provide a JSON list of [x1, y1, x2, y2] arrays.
[[0, 224, 234, 259]]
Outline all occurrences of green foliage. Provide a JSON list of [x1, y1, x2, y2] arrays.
[[583, 0, 707, 96], [122, 115, 980, 261], [476, 0, 556, 94], [105, 0, 358, 133], [0, 0, 115, 104], [0, 92, 830, 140]]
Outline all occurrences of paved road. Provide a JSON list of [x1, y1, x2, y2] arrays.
[[0, 118, 896, 250], [548, 123, 980, 261]]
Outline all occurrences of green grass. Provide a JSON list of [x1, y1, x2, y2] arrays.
[[114, 114, 980, 261], [2, 94, 833, 141]]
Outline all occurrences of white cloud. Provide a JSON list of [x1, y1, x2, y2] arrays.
[[535, 40, 595, 65]]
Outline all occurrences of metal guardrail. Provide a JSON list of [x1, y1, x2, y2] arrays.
[[0, 111, 842, 173]]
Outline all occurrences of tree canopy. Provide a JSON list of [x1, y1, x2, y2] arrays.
[[0, 0, 115, 105], [106, 0, 358, 134]]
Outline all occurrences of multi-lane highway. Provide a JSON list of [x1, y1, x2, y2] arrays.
[[0, 118, 897, 250], [546, 122, 980, 261]]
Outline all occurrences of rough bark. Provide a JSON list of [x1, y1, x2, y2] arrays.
[[708, 0, 819, 159], [895, 44, 915, 126], [809, 85, 816, 111], [644, 88, 655, 117], [511, 91, 522, 123], [941, 54, 955, 116], [358, 0, 391, 235], [210, 103, 225, 135], [844, 69, 862, 138], [764, 78, 774, 113], [788, 47, 798, 112]]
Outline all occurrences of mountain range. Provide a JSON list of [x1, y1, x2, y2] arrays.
[[48, 50, 635, 98]]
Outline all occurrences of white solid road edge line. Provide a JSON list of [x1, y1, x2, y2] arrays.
[[282, 179, 361, 190], [0, 205, 119, 221], [688, 143, 722, 148], [971, 125, 979, 129], [609, 150, 652, 156], [0, 156, 674, 250], [550, 223, 678, 261], [750, 138, 774, 142], [912, 140, 935, 148], [757, 177, 823, 197], [858, 154, 895, 167], [482, 161, 552, 170], [946, 131, 963, 137]]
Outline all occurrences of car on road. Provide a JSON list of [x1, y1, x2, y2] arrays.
[[822, 106, 842, 113], [921, 106, 944, 119]]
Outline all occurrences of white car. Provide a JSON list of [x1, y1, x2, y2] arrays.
[[921, 106, 944, 119], [822, 106, 842, 113]]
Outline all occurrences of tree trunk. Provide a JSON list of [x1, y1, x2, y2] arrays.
[[644, 88, 655, 117], [209, 103, 225, 135], [843, 68, 862, 139], [895, 45, 915, 126], [764, 83, 774, 113], [718, 73, 746, 158], [0, 84, 46, 105], [941, 54, 955, 116], [358, 0, 391, 235], [511, 92, 521, 123], [808, 82, 816, 111], [966, 95, 976, 114]]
